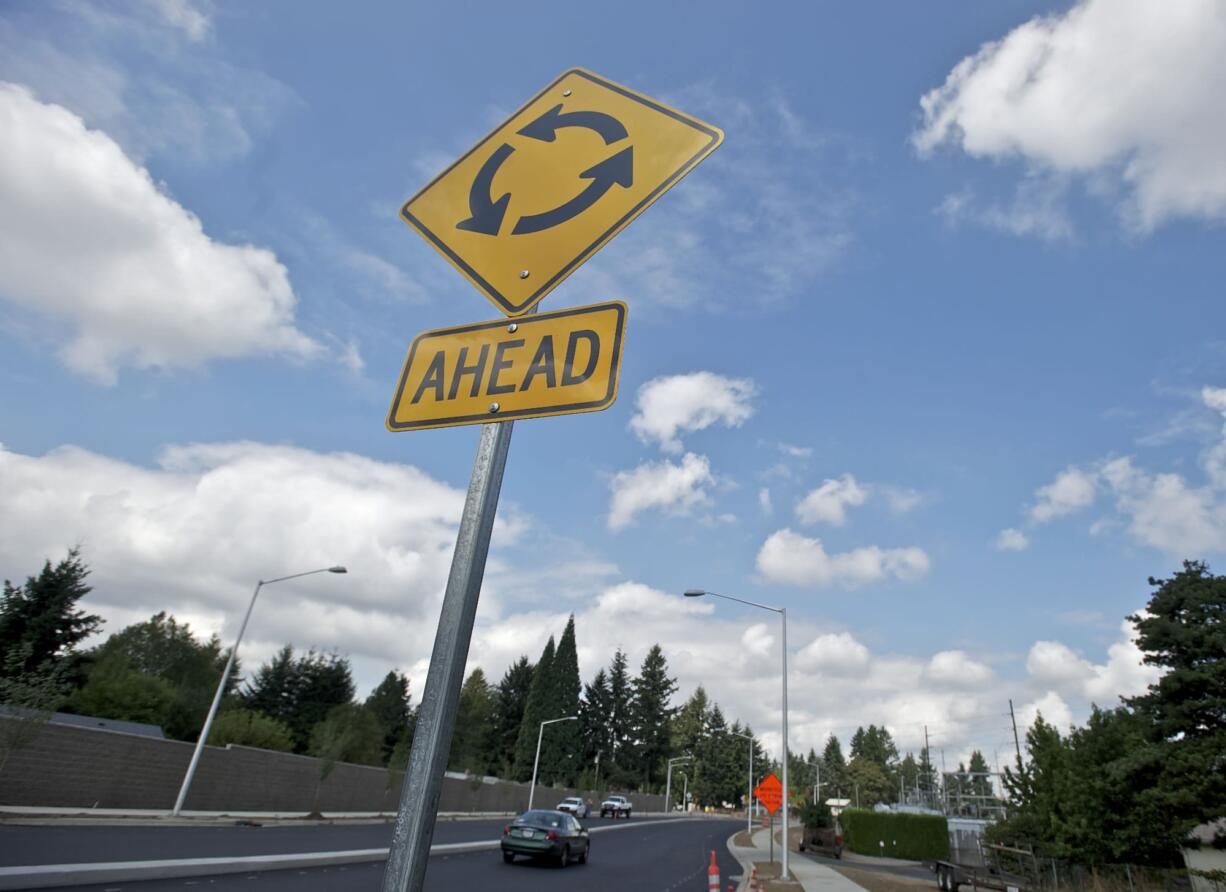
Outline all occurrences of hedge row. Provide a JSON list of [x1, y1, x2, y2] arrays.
[[840, 809, 950, 861]]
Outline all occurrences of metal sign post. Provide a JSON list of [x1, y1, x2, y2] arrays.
[[381, 418, 514, 892]]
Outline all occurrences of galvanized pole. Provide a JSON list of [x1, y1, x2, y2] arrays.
[[780, 607, 789, 879], [382, 419, 514, 892], [172, 579, 262, 816], [747, 738, 753, 836], [528, 720, 546, 812]]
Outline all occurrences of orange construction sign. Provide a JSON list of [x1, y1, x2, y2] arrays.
[[753, 773, 784, 815]]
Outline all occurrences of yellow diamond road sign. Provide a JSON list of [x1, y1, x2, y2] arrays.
[[401, 68, 723, 317], [387, 301, 627, 431]]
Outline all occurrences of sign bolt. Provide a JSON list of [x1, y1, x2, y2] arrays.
[[488, 402, 501, 413], [562, 89, 572, 97], [507, 323, 518, 333], [519, 269, 530, 279]]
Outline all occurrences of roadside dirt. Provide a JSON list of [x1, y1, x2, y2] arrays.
[[830, 864, 933, 892]]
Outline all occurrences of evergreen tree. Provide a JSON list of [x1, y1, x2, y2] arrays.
[[672, 686, 709, 756], [968, 749, 993, 800], [607, 648, 633, 770], [630, 644, 678, 788], [579, 667, 611, 770], [243, 646, 355, 753], [821, 734, 847, 795], [898, 752, 919, 802], [449, 668, 496, 774], [918, 743, 939, 804], [847, 755, 892, 808], [365, 671, 413, 765], [493, 656, 534, 776], [1128, 560, 1226, 826], [0, 549, 101, 683], [91, 612, 230, 741], [540, 616, 582, 785], [512, 637, 555, 780]]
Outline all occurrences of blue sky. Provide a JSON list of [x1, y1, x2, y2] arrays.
[[3, 0, 1225, 768]]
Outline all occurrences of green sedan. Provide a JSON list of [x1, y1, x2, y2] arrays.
[[500, 809, 590, 867]]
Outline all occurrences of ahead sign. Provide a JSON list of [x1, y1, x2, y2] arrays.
[[387, 301, 626, 431], [401, 68, 723, 317]]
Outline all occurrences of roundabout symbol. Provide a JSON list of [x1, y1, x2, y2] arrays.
[[457, 103, 635, 238]]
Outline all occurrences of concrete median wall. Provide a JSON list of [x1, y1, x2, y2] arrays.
[[0, 717, 663, 814]]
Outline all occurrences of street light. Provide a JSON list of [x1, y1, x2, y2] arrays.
[[527, 716, 577, 810], [685, 588, 791, 878], [665, 755, 693, 814], [171, 565, 347, 816]]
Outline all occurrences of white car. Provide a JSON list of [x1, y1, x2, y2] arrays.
[[556, 797, 590, 819], [600, 795, 632, 818]]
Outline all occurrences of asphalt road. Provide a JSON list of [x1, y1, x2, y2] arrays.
[[52, 817, 744, 892], [0, 815, 637, 867]]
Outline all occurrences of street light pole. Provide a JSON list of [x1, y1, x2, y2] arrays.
[[684, 589, 790, 878], [527, 716, 577, 811], [171, 565, 347, 816], [665, 755, 692, 814]]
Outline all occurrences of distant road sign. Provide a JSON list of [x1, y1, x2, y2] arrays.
[[754, 773, 784, 815], [401, 68, 723, 317], [387, 301, 626, 431]]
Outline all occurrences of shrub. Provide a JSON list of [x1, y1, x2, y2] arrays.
[[841, 809, 950, 861], [208, 708, 294, 752]]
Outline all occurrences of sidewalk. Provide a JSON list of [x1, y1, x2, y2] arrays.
[[728, 826, 867, 892]]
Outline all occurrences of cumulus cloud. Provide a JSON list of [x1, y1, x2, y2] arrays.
[[629, 372, 756, 453], [996, 528, 1030, 552], [0, 440, 498, 681], [1030, 467, 1098, 523], [914, 0, 1226, 231], [756, 529, 930, 588], [926, 651, 994, 688], [1018, 691, 1075, 734], [1012, 388, 1226, 554], [607, 453, 715, 531], [796, 475, 868, 526], [795, 632, 871, 676], [0, 84, 320, 383], [1026, 620, 1161, 703]]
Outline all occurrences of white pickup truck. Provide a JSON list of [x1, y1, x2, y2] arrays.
[[599, 794, 632, 819]]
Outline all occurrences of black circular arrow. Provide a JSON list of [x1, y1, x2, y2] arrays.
[[455, 103, 633, 237]]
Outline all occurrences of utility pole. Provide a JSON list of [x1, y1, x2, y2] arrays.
[[1009, 699, 1023, 766], [923, 725, 931, 807]]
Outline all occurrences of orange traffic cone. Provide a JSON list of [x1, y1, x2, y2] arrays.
[[707, 850, 720, 892]]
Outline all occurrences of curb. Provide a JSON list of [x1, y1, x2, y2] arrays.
[[0, 815, 707, 889]]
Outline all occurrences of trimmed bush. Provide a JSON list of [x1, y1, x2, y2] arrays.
[[840, 809, 950, 861]]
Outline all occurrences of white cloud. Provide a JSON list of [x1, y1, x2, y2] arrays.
[[1026, 620, 1160, 704], [756, 529, 930, 588], [0, 440, 496, 681], [882, 487, 924, 515], [758, 488, 773, 516], [936, 177, 1075, 243], [995, 528, 1030, 551], [914, 0, 1226, 231], [795, 632, 870, 676], [1018, 691, 1074, 734], [142, 0, 212, 41], [795, 474, 868, 526], [0, 10, 296, 167], [607, 453, 715, 531], [778, 443, 812, 459], [0, 84, 320, 384], [926, 651, 994, 688], [1030, 467, 1098, 524], [629, 372, 756, 453]]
